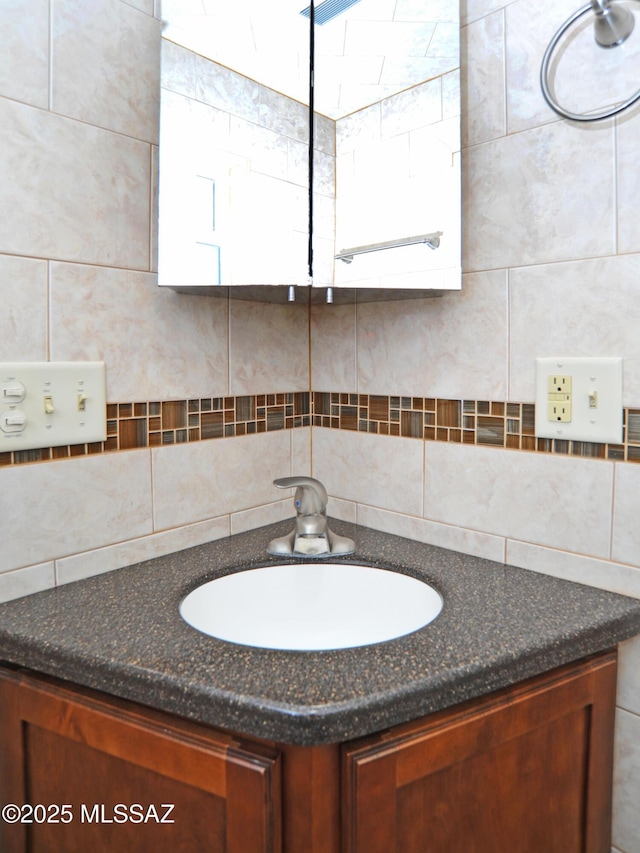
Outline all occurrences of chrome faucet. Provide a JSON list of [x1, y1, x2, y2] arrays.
[[267, 476, 355, 558]]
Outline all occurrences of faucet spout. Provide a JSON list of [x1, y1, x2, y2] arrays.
[[268, 476, 355, 558]]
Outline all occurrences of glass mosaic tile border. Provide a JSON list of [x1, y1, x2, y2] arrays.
[[2, 391, 639, 466]]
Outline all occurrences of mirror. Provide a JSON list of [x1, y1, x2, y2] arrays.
[[158, 0, 460, 300]]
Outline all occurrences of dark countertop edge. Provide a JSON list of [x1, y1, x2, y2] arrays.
[[1, 519, 640, 746], [2, 612, 638, 746]]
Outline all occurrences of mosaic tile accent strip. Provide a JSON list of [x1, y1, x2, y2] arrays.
[[0, 393, 311, 466], [311, 393, 640, 463], [2, 391, 639, 467]]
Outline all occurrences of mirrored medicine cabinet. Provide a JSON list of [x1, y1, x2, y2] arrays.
[[157, 1, 461, 303]]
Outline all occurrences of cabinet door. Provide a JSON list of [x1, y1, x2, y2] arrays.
[[342, 652, 617, 853], [0, 669, 281, 853]]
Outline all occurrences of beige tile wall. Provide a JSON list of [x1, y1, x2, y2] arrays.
[[311, 1, 640, 846], [3, 0, 640, 845], [0, 1, 311, 598]]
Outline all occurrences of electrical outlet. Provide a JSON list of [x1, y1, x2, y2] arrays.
[[548, 400, 572, 422], [535, 357, 623, 443]]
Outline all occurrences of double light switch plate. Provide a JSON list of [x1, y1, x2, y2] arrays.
[[0, 362, 106, 452]]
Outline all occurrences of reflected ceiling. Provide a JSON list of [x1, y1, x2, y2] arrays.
[[160, 0, 459, 118]]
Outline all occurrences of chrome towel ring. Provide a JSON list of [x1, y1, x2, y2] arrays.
[[541, 0, 640, 122]]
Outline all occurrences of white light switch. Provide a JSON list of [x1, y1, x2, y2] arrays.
[[535, 357, 623, 444], [0, 362, 106, 452]]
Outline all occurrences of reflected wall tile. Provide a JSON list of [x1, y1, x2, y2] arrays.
[[461, 10, 505, 147], [613, 709, 640, 853], [461, 0, 515, 26], [463, 120, 615, 272], [0, 0, 49, 108], [311, 302, 357, 392], [161, 40, 197, 98], [313, 429, 424, 517], [0, 255, 48, 361], [258, 88, 308, 145], [229, 300, 309, 396], [315, 113, 336, 157], [336, 103, 381, 154], [381, 77, 442, 137], [152, 432, 293, 530], [0, 451, 153, 572], [612, 464, 640, 568], [50, 262, 229, 401], [195, 55, 261, 124], [56, 517, 229, 586], [424, 443, 613, 557], [0, 563, 55, 604], [52, 0, 161, 143], [357, 271, 508, 399], [509, 255, 640, 404], [230, 117, 289, 181], [0, 99, 151, 269], [617, 109, 640, 255]]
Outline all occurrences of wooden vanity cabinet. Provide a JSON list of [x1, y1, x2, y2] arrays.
[[0, 650, 617, 853]]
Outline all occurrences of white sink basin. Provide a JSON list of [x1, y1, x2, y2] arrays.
[[179, 563, 443, 651]]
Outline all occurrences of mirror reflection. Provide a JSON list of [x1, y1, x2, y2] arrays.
[[158, 0, 460, 298]]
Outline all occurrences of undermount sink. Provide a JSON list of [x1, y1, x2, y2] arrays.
[[179, 563, 443, 651]]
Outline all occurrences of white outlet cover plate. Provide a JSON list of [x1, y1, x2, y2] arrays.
[[0, 362, 106, 452], [535, 357, 623, 444]]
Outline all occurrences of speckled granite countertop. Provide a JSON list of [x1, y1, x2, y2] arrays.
[[1, 519, 640, 745]]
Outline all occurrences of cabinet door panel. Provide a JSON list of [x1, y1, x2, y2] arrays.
[[343, 652, 617, 853], [0, 670, 281, 853]]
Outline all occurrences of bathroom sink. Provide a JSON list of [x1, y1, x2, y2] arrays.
[[179, 563, 443, 651]]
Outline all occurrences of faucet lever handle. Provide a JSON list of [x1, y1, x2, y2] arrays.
[[273, 476, 328, 515]]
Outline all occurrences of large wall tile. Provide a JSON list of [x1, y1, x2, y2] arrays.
[[424, 443, 614, 558], [49, 263, 229, 401], [312, 430, 424, 517], [229, 300, 309, 395], [463, 120, 615, 272], [0, 255, 48, 361], [152, 431, 294, 530], [504, 0, 598, 134], [613, 708, 640, 853], [617, 108, 640, 255], [612, 464, 640, 569], [0, 451, 153, 572], [356, 270, 508, 399], [461, 10, 505, 147], [311, 302, 357, 392], [0, 99, 151, 269], [509, 254, 640, 404], [291, 426, 312, 477], [0, 0, 49, 109], [52, 0, 160, 143]]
